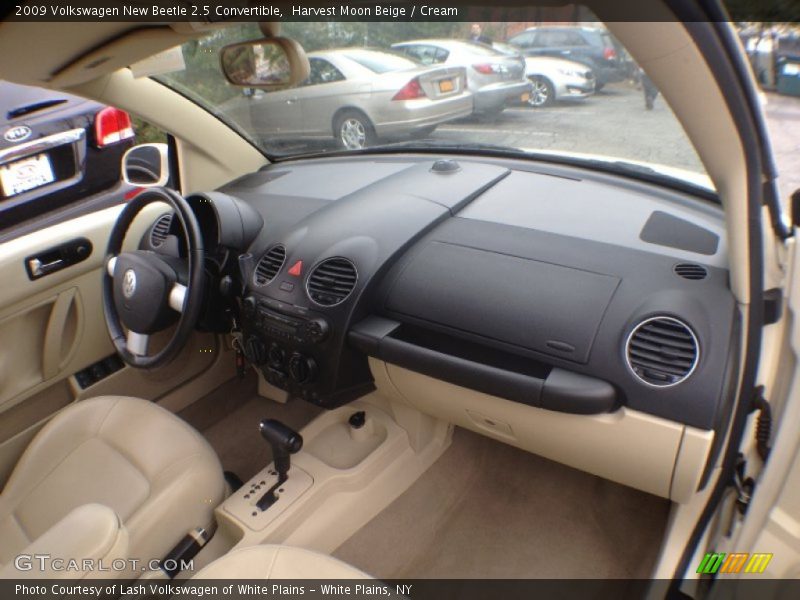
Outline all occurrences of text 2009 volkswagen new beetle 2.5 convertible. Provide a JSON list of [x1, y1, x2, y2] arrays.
[[0, 1, 799, 598]]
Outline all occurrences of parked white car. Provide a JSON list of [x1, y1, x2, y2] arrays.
[[523, 56, 596, 107], [493, 43, 596, 107]]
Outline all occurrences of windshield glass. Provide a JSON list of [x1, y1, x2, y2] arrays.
[[154, 19, 710, 188]]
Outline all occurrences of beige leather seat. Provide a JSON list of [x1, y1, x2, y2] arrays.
[[0, 396, 225, 576], [192, 545, 373, 579]]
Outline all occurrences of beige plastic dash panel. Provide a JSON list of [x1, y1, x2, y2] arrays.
[[375, 360, 713, 502]]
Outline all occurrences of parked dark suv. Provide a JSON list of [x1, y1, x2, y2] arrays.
[[507, 26, 628, 89], [0, 80, 136, 233]]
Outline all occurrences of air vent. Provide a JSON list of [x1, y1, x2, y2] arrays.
[[626, 316, 699, 387], [306, 258, 358, 307], [150, 214, 172, 247], [253, 245, 286, 286], [674, 263, 708, 280]]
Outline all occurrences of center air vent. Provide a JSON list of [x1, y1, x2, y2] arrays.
[[253, 244, 286, 286], [150, 214, 172, 247], [306, 258, 358, 307], [674, 263, 708, 280], [626, 316, 699, 387]]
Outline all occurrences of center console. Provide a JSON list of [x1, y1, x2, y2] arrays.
[[213, 397, 452, 555]]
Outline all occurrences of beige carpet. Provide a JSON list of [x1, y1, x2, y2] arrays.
[[178, 374, 322, 481], [334, 427, 670, 579]]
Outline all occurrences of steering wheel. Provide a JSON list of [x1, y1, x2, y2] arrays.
[[102, 187, 205, 369]]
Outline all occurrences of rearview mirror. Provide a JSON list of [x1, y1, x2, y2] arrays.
[[121, 143, 169, 187], [220, 37, 310, 89]]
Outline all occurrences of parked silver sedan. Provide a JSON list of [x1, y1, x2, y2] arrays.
[[221, 48, 472, 150], [391, 40, 532, 115], [492, 42, 596, 107]]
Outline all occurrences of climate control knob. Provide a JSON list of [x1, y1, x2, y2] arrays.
[[307, 318, 330, 343], [244, 336, 266, 365], [268, 344, 286, 368], [288, 353, 317, 384]]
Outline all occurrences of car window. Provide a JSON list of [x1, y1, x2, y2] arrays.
[[435, 47, 451, 63], [534, 30, 585, 47], [400, 44, 447, 65], [509, 32, 535, 48], [338, 49, 419, 73], [307, 58, 345, 85]]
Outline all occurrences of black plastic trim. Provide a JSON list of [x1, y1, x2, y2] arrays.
[[350, 318, 617, 415]]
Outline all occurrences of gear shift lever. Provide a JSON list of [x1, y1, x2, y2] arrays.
[[256, 419, 303, 511]]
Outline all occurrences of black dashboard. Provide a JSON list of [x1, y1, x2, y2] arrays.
[[144, 154, 737, 433]]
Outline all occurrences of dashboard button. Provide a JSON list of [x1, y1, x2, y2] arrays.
[[280, 281, 295, 292], [288, 260, 303, 277]]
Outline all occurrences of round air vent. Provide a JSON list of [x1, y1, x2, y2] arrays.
[[306, 258, 358, 307], [253, 244, 286, 286], [150, 213, 172, 247], [625, 316, 699, 387], [674, 263, 708, 280]]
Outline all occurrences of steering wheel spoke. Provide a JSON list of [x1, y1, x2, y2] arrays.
[[169, 282, 188, 313], [106, 255, 118, 277], [127, 331, 150, 357]]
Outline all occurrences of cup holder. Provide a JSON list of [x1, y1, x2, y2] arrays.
[[305, 409, 388, 469]]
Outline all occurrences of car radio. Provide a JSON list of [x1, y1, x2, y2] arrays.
[[241, 295, 329, 346]]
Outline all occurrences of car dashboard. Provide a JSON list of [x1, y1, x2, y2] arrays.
[[142, 153, 737, 499]]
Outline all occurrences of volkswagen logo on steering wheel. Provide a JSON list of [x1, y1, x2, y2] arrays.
[[122, 269, 137, 299]]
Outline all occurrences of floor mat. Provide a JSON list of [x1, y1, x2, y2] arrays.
[[178, 374, 322, 482], [334, 427, 670, 579]]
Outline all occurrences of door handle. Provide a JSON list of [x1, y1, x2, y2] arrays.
[[25, 237, 92, 280], [28, 257, 63, 277], [286, 98, 297, 105]]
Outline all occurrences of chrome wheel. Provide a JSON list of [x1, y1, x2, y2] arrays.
[[340, 117, 367, 149], [528, 77, 553, 108]]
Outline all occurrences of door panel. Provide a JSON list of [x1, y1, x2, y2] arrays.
[[0, 202, 223, 488]]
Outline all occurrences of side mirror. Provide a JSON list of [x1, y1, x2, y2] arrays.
[[220, 37, 310, 90], [122, 143, 169, 187]]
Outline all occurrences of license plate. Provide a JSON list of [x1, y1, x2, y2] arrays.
[[0, 153, 55, 197], [520, 92, 531, 103], [438, 79, 455, 93]]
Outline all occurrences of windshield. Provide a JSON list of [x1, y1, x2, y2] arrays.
[[154, 20, 710, 189]]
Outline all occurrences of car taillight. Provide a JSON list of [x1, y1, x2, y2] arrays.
[[94, 107, 134, 148], [392, 78, 426, 101], [472, 63, 499, 75], [603, 47, 617, 60]]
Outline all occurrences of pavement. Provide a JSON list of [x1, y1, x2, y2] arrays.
[[437, 81, 705, 174]]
